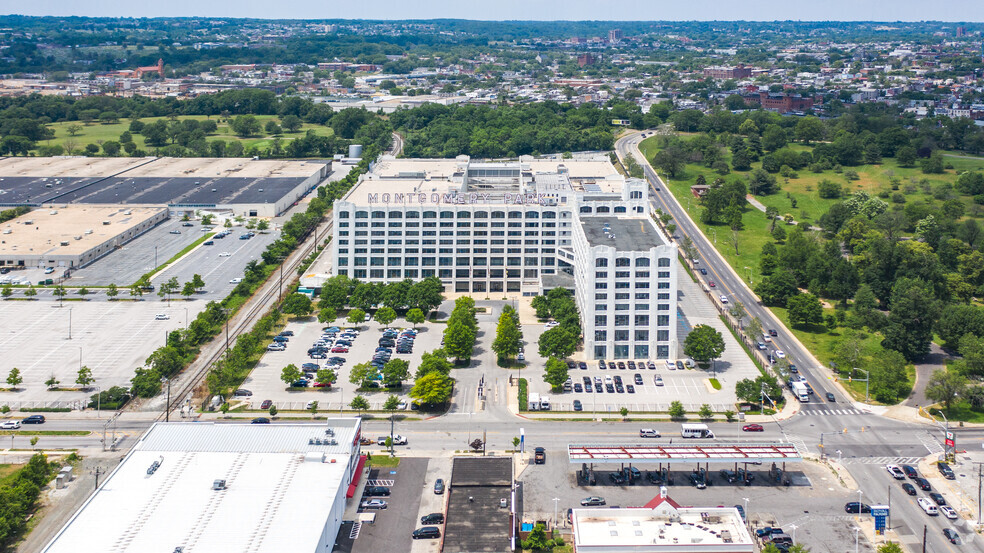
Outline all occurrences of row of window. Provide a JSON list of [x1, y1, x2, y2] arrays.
[[594, 329, 671, 342], [342, 210, 560, 219], [596, 271, 652, 279], [578, 205, 637, 214], [595, 314, 670, 327], [340, 231, 561, 237], [594, 344, 669, 360], [596, 293, 659, 300], [344, 221, 561, 228], [336, 269, 543, 281], [596, 257, 671, 268], [341, 257, 557, 267]]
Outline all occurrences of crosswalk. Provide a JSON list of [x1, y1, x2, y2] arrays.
[[366, 479, 394, 487], [839, 456, 923, 465], [796, 408, 868, 417]]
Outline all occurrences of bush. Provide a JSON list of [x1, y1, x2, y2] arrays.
[[88, 386, 132, 410], [669, 400, 686, 419], [518, 378, 528, 411]]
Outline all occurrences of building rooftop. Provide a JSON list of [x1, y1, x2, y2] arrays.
[[573, 493, 753, 551], [580, 217, 666, 251], [42, 421, 361, 553], [0, 205, 166, 258], [444, 457, 512, 553]]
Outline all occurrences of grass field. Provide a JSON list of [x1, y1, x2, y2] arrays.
[[37, 115, 335, 154], [0, 463, 22, 485]]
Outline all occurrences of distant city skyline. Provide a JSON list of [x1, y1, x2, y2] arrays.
[[12, 0, 984, 22]]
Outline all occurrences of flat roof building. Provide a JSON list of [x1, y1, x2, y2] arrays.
[[0, 157, 329, 217], [0, 205, 168, 269], [444, 457, 514, 553], [331, 155, 678, 360], [41, 420, 365, 553], [572, 490, 754, 553]]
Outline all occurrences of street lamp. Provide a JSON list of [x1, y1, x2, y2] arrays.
[[93, 385, 101, 419], [854, 527, 860, 553], [161, 377, 171, 422], [743, 266, 752, 284], [742, 497, 750, 530], [552, 497, 561, 528], [68, 307, 72, 339]]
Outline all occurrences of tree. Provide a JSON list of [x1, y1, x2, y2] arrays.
[[668, 400, 686, 419], [347, 308, 366, 326], [106, 283, 118, 299], [382, 358, 410, 388], [66, 123, 84, 137], [308, 400, 319, 418], [868, 350, 911, 403], [158, 276, 179, 306], [348, 362, 375, 388], [181, 280, 196, 299], [443, 318, 476, 363], [281, 114, 303, 133], [795, 117, 826, 144], [375, 307, 397, 327], [755, 269, 799, 306], [24, 286, 36, 299], [53, 285, 67, 306], [698, 404, 714, 419], [257, 219, 269, 231], [531, 295, 551, 319], [492, 308, 523, 359], [280, 364, 302, 386], [745, 317, 764, 342], [538, 326, 578, 358], [76, 365, 94, 389], [350, 395, 370, 411], [896, 146, 917, 167], [405, 308, 425, 329], [6, 367, 22, 390], [543, 357, 569, 392], [383, 395, 400, 411], [416, 350, 453, 379], [282, 293, 313, 318], [684, 325, 726, 368], [882, 278, 938, 361], [316, 368, 336, 387], [786, 293, 824, 327], [269, 405, 278, 417], [926, 369, 968, 412], [191, 273, 205, 292], [410, 372, 453, 405], [318, 307, 337, 325], [45, 375, 60, 389], [878, 543, 904, 553], [522, 524, 551, 552], [265, 120, 283, 135], [230, 114, 261, 137], [735, 378, 760, 403]]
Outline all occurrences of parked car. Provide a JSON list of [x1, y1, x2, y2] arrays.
[[930, 492, 946, 506], [420, 513, 444, 525], [21, 415, 45, 424], [903, 465, 919, 479], [0, 420, 21, 429], [413, 527, 441, 540], [233, 389, 252, 397], [365, 486, 391, 497], [260, 400, 272, 410], [901, 483, 917, 496], [756, 527, 783, 538], [434, 479, 445, 494], [938, 462, 955, 480], [886, 465, 905, 479], [266, 344, 285, 351], [916, 477, 932, 491], [940, 506, 958, 520], [580, 496, 606, 506], [360, 499, 388, 510], [573, 400, 582, 411], [844, 502, 871, 513], [918, 497, 938, 516]]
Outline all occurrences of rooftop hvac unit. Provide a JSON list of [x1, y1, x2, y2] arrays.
[[49, 210, 57, 215], [124, 210, 132, 215], [60, 241, 69, 246], [2, 229, 10, 235], [102, 221, 111, 225], [84, 229, 93, 235], [212, 479, 226, 490], [23, 220, 32, 225]]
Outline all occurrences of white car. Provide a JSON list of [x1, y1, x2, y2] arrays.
[[0, 420, 21, 429], [360, 499, 387, 510], [544, 321, 560, 328], [763, 335, 772, 342], [155, 313, 169, 320], [218, 252, 231, 257], [377, 434, 408, 445], [44, 267, 54, 274], [229, 277, 243, 284], [775, 350, 786, 359], [886, 465, 905, 479], [918, 497, 939, 516], [940, 505, 958, 519], [719, 295, 729, 304], [267, 343, 285, 352], [664, 360, 676, 370], [639, 428, 661, 438]]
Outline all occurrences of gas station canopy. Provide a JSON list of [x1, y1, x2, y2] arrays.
[[567, 442, 802, 464]]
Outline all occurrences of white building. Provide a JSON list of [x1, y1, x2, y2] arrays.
[[572, 490, 755, 553], [331, 155, 677, 360], [41, 420, 365, 553]]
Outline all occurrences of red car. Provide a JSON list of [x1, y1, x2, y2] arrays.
[[313, 382, 331, 388], [708, 281, 716, 287], [260, 400, 272, 409], [331, 346, 349, 353], [742, 424, 764, 432]]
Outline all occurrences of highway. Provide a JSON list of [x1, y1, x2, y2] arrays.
[[615, 130, 849, 412]]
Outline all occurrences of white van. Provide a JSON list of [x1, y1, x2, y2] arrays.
[[639, 429, 661, 438], [918, 497, 939, 516]]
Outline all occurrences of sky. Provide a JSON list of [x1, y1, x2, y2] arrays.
[[11, 0, 984, 22]]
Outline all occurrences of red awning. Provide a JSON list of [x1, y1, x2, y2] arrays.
[[346, 454, 368, 498]]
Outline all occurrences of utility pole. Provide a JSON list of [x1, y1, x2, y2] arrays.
[[93, 466, 104, 492], [389, 413, 395, 456], [922, 524, 927, 553]]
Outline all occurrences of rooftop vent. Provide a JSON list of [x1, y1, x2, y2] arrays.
[[147, 459, 162, 475], [103, 221, 111, 225], [212, 479, 226, 490]]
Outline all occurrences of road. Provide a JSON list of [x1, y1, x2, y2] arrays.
[[615, 130, 848, 411], [390, 132, 404, 156]]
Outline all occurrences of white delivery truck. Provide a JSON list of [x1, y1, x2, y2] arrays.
[[529, 392, 541, 411], [681, 423, 714, 438], [539, 395, 551, 410], [791, 381, 810, 402]]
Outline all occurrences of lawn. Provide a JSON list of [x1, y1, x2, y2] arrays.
[[0, 463, 21, 485], [37, 115, 335, 154]]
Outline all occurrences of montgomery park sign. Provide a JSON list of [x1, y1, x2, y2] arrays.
[[367, 191, 554, 206]]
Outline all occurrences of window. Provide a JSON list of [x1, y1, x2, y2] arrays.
[[355, 211, 368, 219], [635, 293, 650, 300], [389, 211, 402, 218], [615, 293, 629, 300], [580, 206, 592, 213], [614, 206, 626, 213], [595, 330, 607, 341], [658, 271, 670, 279], [615, 304, 629, 311], [657, 315, 670, 326], [657, 304, 670, 311], [595, 282, 607, 289], [616, 257, 631, 267], [594, 345, 607, 359], [595, 304, 608, 311], [440, 211, 454, 219], [614, 345, 629, 359], [657, 293, 670, 300], [615, 282, 630, 289], [595, 271, 608, 279], [595, 258, 608, 268], [457, 211, 470, 219], [406, 211, 419, 219], [636, 258, 650, 267], [372, 210, 385, 219], [615, 271, 630, 278], [595, 293, 608, 300], [615, 315, 629, 326], [635, 315, 650, 326], [614, 330, 629, 341], [635, 282, 650, 289], [630, 191, 643, 199], [597, 206, 611, 213], [526, 211, 539, 219], [635, 271, 650, 278], [656, 345, 669, 359], [657, 330, 669, 341], [339, 211, 350, 218], [635, 329, 649, 341], [658, 257, 671, 267], [634, 345, 649, 358], [423, 211, 437, 219], [474, 211, 488, 218], [635, 304, 649, 310], [491, 211, 505, 219], [508, 211, 522, 219], [595, 315, 607, 326]]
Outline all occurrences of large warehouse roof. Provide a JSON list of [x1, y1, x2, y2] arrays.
[[568, 442, 802, 464], [0, 205, 166, 258], [42, 420, 362, 553]]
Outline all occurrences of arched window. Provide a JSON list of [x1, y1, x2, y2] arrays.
[[580, 206, 592, 214], [372, 210, 385, 219], [596, 258, 608, 267], [525, 211, 539, 218], [423, 211, 437, 218], [596, 206, 611, 213], [355, 211, 368, 218], [388, 211, 402, 218], [615, 257, 631, 267], [636, 258, 651, 267], [614, 206, 626, 213], [474, 211, 488, 218]]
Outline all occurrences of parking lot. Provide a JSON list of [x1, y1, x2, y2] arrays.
[[520, 451, 873, 553], [0, 300, 194, 407], [341, 458, 429, 553], [240, 316, 444, 412]]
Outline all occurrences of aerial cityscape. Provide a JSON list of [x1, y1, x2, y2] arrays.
[[2, 6, 984, 553]]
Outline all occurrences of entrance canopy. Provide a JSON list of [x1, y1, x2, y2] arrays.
[[568, 442, 801, 464]]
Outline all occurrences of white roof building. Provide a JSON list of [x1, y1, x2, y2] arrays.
[[42, 420, 365, 553], [572, 489, 754, 553]]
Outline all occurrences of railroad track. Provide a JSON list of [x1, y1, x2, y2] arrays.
[[157, 217, 331, 421]]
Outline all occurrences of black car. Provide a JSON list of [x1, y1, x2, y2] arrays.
[[825, 392, 836, 402], [606, 384, 615, 393], [595, 383, 603, 392], [613, 375, 623, 385], [627, 361, 636, 370], [421, 513, 445, 525], [916, 477, 932, 491], [434, 479, 445, 494], [930, 492, 946, 505], [902, 465, 919, 479], [578, 362, 587, 370], [938, 462, 955, 480], [251, 417, 270, 424], [608, 362, 616, 370], [328, 357, 346, 365], [573, 400, 583, 411], [413, 527, 442, 540], [902, 483, 917, 496], [598, 361, 606, 370], [573, 383, 583, 393], [626, 385, 635, 393], [699, 268, 708, 275], [567, 361, 576, 369], [943, 528, 959, 544], [280, 330, 294, 336], [365, 486, 391, 496], [844, 502, 871, 513], [634, 374, 643, 385], [617, 362, 626, 370], [21, 415, 45, 424]]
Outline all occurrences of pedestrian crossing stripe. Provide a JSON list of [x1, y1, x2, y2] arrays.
[[839, 457, 923, 465], [796, 409, 867, 416], [366, 479, 394, 486]]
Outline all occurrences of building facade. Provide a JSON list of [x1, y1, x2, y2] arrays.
[[331, 155, 678, 360]]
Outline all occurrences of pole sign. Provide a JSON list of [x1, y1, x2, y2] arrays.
[[871, 505, 889, 534], [520, 428, 525, 454], [945, 431, 955, 448]]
